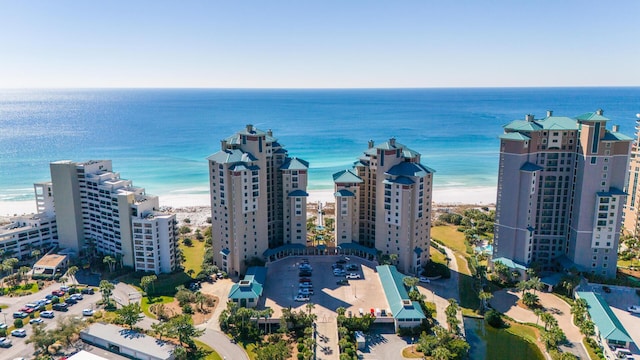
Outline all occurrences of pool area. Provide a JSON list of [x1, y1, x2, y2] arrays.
[[475, 244, 493, 254]]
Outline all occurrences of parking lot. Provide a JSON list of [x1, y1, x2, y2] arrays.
[[0, 282, 102, 359], [261, 255, 389, 319], [585, 284, 640, 354]]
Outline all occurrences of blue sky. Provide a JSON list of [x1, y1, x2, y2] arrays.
[[1, 1, 638, 88]]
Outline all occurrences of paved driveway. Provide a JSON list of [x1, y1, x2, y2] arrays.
[[491, 289, 588, 359], [358, 325, 413, 360]]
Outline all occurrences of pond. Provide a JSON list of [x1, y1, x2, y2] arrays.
[[464, 317, 545, 360]]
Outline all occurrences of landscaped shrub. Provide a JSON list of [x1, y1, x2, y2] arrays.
[[485, 310, 504, 328], [14, 319, 23, 328]]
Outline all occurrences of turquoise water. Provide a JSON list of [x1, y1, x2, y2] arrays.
[[1, 88, 639, 201]]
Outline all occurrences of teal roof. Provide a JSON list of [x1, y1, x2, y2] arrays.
[[499, 132, 531, 141], [228, 267, 267, 301], [288, 190, 309, 197], [207, 149, 257, 164], [597, 187, 627, 197], [503, 120, 542, 132], [576, 291, 633, 344], [540, 273, 564, 287], [225, 126, 277, 143], [338, 242, 378, 256], [603, 131, 633, 141], [492, 257, 528, 271], [383, 176, 414, 185], [539, 116, 579, 130], [263, 243, 306, 258], [335, 189, 355, 197], [386, 162, 435, 177], [281, 157, 309, 170], [376, 265, 426, 321], [363, 139, 419, 158], [520, 162, 544, 172], [576, 111, 609, 122], [333, 169, 363, 184]]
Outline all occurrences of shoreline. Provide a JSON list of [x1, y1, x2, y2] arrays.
[[0, 187, 496, 219]]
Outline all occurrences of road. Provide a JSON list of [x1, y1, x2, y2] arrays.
[[0, 282, 102, 359]]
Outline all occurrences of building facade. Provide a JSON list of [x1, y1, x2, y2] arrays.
[[623, 115, 640, 235], [333, 138, 434, 275], [493, 110, 632, 278], [208, 125, 308, 276], [48, 160, 177, 274]]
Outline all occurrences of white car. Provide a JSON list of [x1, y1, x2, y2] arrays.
[[627, 305, 640, 314], [0, 337, 11, 348], [82, 309, 95, 316], [294, 294, 310, 302], [70, 294, 84, 300], [333, 270, 346, 276], [40, 311, 55, 319], [298, 288, 314, 295], [29, 318, 44, 325], [11, 329, 26, 337], [419, 276, 431, 283], [346, 273, 360, 279], [299, 282, 313, 288]]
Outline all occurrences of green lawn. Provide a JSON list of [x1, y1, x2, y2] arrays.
[[141, 295, 174, 318], [118, 271, 192, 296], [429, 245, 447, 264], [193, 339, 223, 360], [431, 225, 468, 254], [180, 239, 206, 278]]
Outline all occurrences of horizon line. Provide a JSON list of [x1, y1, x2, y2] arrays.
[[1, 85, 639, 90]]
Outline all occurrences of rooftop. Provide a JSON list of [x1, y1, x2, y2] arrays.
[[333, 169, 363, 184], [81, 323, 175, 360], [376, 265, 425, 321], [229, 266, 268, 300], [34, 254, 68, 268], [576, 291, 633, 344], [281, 157, 309, 170]]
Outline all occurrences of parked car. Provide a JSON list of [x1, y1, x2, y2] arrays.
[[81, 287, 95, 295], [24, 303, 38, 309], [333, 269, 346, 276], [336, 279, 349, 285], [60, 286, 70, 292], [346, 273, 361, 279], [65, 298, 78, 305], [12, 312, 28, 319], [336, 259, 347, 264], [82, 309, 95, 316], [299, 282, 313, 288], [298, 288, 314, 295], [419, 276, 431, 283], [628, 305, 640, 314], [294, 295, 310, 302], [29, 318, 44, 325], [0, 337, 12, 348], [19, 307, 34, 314], [0, 323, 7, 329], [299, 278, 311, 283], [70, 294, 83, 300], [11, 329, 26, 337], [346, 264, 358, 271], [51, 290, 65, 297], [53, 303, 69, 312], [299, 271, 312, 277], [332, 264, 344, 269], [40, 311, 55, 318]]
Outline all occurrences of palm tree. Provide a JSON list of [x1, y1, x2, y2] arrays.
[[540, 312, 556, 331], [305, 302, 315, 316], [30, 249, 41, 259], [529, 276, 543, 294], [534, 309, 544, 326], [432, 346, 452, 360], [103, 256, 116, 273], [99, 280, 115, 306], [18, 266, 31, 285], [516, 279, 530, 295], [66, 266, 79, 285], [478, 291, 493, 314], [194, 291, 206, 312]]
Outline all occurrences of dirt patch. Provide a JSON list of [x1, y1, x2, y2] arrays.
[[160, 295, 219, 325]]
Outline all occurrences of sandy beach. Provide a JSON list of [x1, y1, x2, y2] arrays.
[[0, 187, 496, 227]]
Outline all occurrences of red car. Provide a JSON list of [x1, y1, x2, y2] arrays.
[[52, 290, 65, 297], [19, 307, 34, 313]]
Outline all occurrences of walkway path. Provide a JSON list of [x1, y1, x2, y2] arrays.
[[491, 289, 589, 359], [315, 313, 339, 360], [417, 246, 464, 334]]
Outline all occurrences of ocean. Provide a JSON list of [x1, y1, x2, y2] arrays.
[[1, 88, 639, 202]]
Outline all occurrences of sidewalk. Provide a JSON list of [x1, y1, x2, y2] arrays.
[[315, 313, 339, 360]]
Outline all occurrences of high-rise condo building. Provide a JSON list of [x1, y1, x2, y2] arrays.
[[493, 110, 632, 278], [333, 138, 434, 275], [49, 160, 178, 274], [208, 125, 309, 276], [623, 115, 640, 235]]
